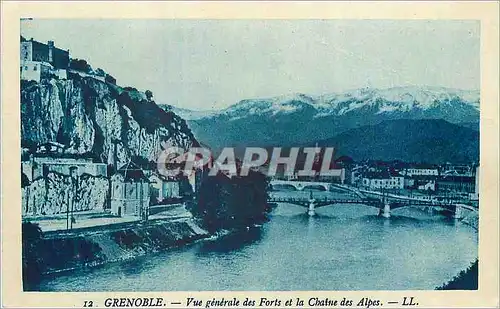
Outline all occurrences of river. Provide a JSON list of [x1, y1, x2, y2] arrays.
[[37, 189, 478, 291]]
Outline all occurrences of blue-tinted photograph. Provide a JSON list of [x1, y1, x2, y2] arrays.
[[20, 19, 479, 292]]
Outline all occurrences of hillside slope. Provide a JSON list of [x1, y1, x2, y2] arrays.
[[314, 119, 479, 163]]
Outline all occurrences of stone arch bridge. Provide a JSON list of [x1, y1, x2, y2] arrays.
[[269, 180, 332, 192], [268, 180, 477, 219]]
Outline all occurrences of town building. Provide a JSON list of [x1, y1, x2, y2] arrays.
[[333, 156, 354, 184], [435, 164, 479, 199], [315, 168, 346, 184], [440, 163, 477, 177], [349, 165, 365, 186], [110, 162, 150, 218], [404, 164, 439, 177], [403, 177, 415, 188], [149, 173, 180, 204], [473, 165, 479, 200], [436, 175, 476, 194], [399, 164, 440, 192], [362, 170, 404, 190], [412, 175, 437, 191]]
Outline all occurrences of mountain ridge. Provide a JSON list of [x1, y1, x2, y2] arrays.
[[163, 86, 479, 121], [313, 118, 479, 164], [180, 86, 479, 153]]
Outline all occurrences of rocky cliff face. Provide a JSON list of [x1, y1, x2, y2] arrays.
[[21, 74, 198, 167]]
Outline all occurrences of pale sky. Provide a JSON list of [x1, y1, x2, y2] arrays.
[[21, 19, 480, 111]]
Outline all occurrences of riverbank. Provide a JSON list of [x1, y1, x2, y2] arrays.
[[26, 196, 478, 291], [47, 219, 211, 274], [23, 218, 211, 289], [460, 209, 479, 231], [437, 259, 478, 290], [34, 202, 478, 291], [434, 210, 478, 290], [23, 212, 271, 290]]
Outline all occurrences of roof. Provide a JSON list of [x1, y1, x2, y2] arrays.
[[409, 174, 438, 180], [116, 161, 149, 182], [441, 170, 473, 177], [409, 163, 439, 169], [437, 175, 475, 183], [149, 172, 178, 182], [363, 171, 401, 180]]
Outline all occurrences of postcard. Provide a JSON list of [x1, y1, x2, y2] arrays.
[[1, 1, 499, 308]]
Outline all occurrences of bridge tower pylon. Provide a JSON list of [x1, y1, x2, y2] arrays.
[[308, 202, 316, 216], [381, 203, 391, 218], [378, 188, 391, 218], [453, 205, 463, 220], [308, 190, 316, 216]]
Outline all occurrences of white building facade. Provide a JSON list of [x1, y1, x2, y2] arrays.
[[362, 176, 404, 190], [404, 167, 439, 177]]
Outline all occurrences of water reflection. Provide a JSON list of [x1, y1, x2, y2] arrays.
[[198, 227, 264, 254], [306, 214, 317, 238], [118, 257, 151, 276]]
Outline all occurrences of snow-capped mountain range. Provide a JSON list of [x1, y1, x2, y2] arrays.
[[168, 106, 218, 120], [168, 86, 479, 121], [162, 86, 479, 162]]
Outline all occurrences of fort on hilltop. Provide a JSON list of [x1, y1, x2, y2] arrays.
[[20, 37, 69, 81]]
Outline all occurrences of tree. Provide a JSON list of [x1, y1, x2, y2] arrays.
[[69, 58, 92, 73], [95, 68, 106, 77], [105, 74, 116, 85], [123, 86, 138, 92], [22, 222, 45, 290], [193, 170, 270, 232], [145, 90, 153, 101]]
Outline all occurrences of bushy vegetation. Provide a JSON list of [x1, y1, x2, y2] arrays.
[[94, 68, 106, 77], [20, 79, 38, 90], [22, 222, 45, 290], [117, 89, 196, 143], [105, 74, 116, 85], [191, 170, 271, 232], [69, 58, 93, 73], [436, 259, 478, 290]]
